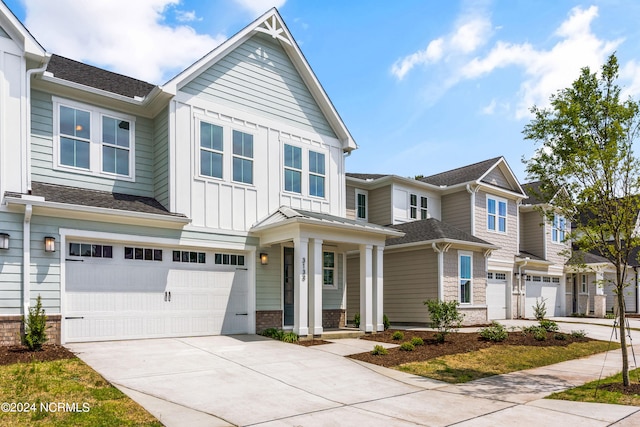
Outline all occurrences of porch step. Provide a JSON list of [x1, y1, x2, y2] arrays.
[[318, 329, 365, 340]]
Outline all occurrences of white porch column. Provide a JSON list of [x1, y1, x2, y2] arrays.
[[594, 270, 606, 318], [294, 237, 309, 336], [359, 244, 373, 333], [373, 245, 384, 332], [595, 271, 605, 295], [309, 238, 323, 336]]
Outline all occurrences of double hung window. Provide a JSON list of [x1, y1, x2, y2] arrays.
[[200, 122, 223, 179], [309, 151, 325, 197], [284, 144, 302, 193], [487, 197, 507, 232], [459, 252, 472, 303], [552, 214, 566, 242], [233, 130, 253, 184]]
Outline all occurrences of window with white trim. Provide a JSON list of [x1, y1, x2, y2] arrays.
[[552, 277, 560, 283], [487, 196, 507, 232], [356, 189, 368, 220], [232, 130, 253, 184], [420, 196, 428, 219], [284, 144, 302, 193], [323, 251, 335, 288], [459, 252, 472, 303], [200, 121, 223, 179], [309, 151, 325, 198], [552, 214, 566, 243], [410, 194, 418, 219], [55, 98, 135, 180], [581, 274, 587, 293]]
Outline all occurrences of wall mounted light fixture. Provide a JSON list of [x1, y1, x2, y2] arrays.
[[260, 252, 268, 265], [0, 233, 9, 250], [44, 236, 56, 252]]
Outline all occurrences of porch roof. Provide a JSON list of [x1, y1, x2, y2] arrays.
[[385, 218, 497, 249]]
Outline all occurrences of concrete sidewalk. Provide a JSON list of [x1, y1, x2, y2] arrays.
[[67, 320, 640, 426]]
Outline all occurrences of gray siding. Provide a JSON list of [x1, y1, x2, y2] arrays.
[[384, 249, 438, 323], [256, 244, 282, 311], [346, 255, 360, 323], [475, 191, 518, 260], [482, 168, 512, 189], [181, 33, 336, 138], [441, 191, 471, 233], [30, 90, 155, 197], [369, 186, 391, 225], [345, 185, 356, 220], [153, 108, 170, 208], [322, 254, 344, 310], [520, 210, 544, 258]]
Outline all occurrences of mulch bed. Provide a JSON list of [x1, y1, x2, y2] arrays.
[[598, 383, 640, 394], [297, 339, 333, 347], [350, 329, 595, 367], [0, 345, 77, 366]]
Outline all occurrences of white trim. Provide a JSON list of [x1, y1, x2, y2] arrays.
[[459, 250, 473, 304], [486, 195, 508, 233], [355, 188, 368, 221], [322, 250, 337, 289]]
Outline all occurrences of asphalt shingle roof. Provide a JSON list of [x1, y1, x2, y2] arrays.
[[346, 173, 390, 181], [46, 54, 156, 99], [418, 157, 502, 187], [521, 181, 545, 205], [386, 218, 494, 247], [7, 182, 185, 217]]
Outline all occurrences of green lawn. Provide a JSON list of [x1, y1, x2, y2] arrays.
[[396, 341, 618, 383], [548, 367, 640, 406], [0, 358, 162, 426]]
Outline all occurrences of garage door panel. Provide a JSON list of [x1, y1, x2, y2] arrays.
[[487, 280, 507, 320], [525, 281, 561, 318], [65, 248, 250, 342]]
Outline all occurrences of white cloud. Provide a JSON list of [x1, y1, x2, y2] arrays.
[[391, 12, 492, 80], [233, 0, 286, 16], [620, 60, 640, 100], [175, 10, 200, 23], [23, 0, 226, 83], [481, 99, 497, 115]]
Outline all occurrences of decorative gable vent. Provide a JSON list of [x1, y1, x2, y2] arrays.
[[254, 14, 292, 46]]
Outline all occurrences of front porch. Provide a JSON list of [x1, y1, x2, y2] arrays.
[[251, 207, 402, 337]]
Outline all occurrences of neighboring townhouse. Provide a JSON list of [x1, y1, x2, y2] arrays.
[[518, 182, 571, 318], [345, 157, 528, 324], [0, 5, 402, 345]]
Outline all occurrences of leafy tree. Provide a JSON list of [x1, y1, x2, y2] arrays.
[[424, 299, 463, 342], [523, 54, 640, 386]]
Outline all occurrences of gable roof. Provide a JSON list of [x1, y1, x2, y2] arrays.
[[521, 181, 545, 204], [346, 173, 391, 181], [162, 8, 356, 151], [46, 55, 156, 99], [386, 218, 496, 248], [0, 2, 46, 59]]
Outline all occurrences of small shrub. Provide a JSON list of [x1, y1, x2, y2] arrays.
[[605, 313, 616, 319], [22, 295, 48, 351], [554, 333, 567, 340], [410, 337, 424, 346], [371, 345, 388, 355], [424, 299, 464, 343], [399, 342, 415, 351], [539, 319, 559, 332], [479, 321, 508, 342], [281, 332, 299, 343], [533, 297, 547, 320], [354, 313, 361, 328], [570, 329, 587, 338], [392, 331, 404, 341], [533, 327, 547, 341], [383, 314, 390, 331], [261, 328, 284, 340]]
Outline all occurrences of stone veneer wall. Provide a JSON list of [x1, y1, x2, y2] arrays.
[[0, 315, 61, 346], [256, 309, 346, 333], [458, 307, 487, 325]]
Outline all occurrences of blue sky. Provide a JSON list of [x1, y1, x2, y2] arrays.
[[5, 0, 640, 182]]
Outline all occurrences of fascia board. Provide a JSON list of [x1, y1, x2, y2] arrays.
[[386, 238, 499, 252]]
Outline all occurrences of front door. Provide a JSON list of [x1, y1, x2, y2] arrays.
[[283, 247, 294, 326], [572, 274, 578, 314]]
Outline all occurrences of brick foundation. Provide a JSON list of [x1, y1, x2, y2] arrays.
[[255, 310, 283, 333], [0, 315, 61, 346], [322, 309, 345, 328]]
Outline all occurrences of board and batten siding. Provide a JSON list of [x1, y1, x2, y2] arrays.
[[30, 90, 156, 197], [181, 33, 336, 138], [153, 108, 170, 208], [441, 191, 471, 233], [0, 212, 25, 314], [383, 249, 438, 324]]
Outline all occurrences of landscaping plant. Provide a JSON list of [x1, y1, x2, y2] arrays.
[[392, 331, 404, 341], [410, 337, 424, 346], [22, 295, 48, 351], [370, 345, 388, 355], [399, 342, 415, 351], [533, 297, 547, 320], [479, 321, 508, 342], [383, 314, 390, 331], [424, 299, 464, 342], [354, 312, 361, 328], [539, 319, 559, 332]]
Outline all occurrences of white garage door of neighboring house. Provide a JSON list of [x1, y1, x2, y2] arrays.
[[525, 276, 561, 318], [486, 272, 508, 320], [605, 282, 637, 313], [64, 243, 249, 343]]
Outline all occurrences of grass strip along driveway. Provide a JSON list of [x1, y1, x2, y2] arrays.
[[0, 345, 161, 427]]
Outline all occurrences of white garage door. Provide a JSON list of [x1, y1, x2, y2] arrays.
[[487, 272, 508, 320], [605, 281, 637, 313], [525, 276, 561, 318], [64, 243, 249, 343]]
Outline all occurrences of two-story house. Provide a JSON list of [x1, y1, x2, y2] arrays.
[[0, 5, 401, 345], [345, 157, 526, 324]]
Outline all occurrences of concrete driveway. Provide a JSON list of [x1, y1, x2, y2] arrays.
[[67, 330, 640, 426]]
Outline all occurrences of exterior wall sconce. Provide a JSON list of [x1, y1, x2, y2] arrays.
[[44, 236, 56, 252], [0, 233, 9, 250], [260, 253, 268, 265]]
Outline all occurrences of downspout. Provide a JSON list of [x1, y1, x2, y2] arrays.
[[23, 204, 33, 314], [517, 258, 529, 318], [466, 184, 478, 235], [26, 55, 51, 193]]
